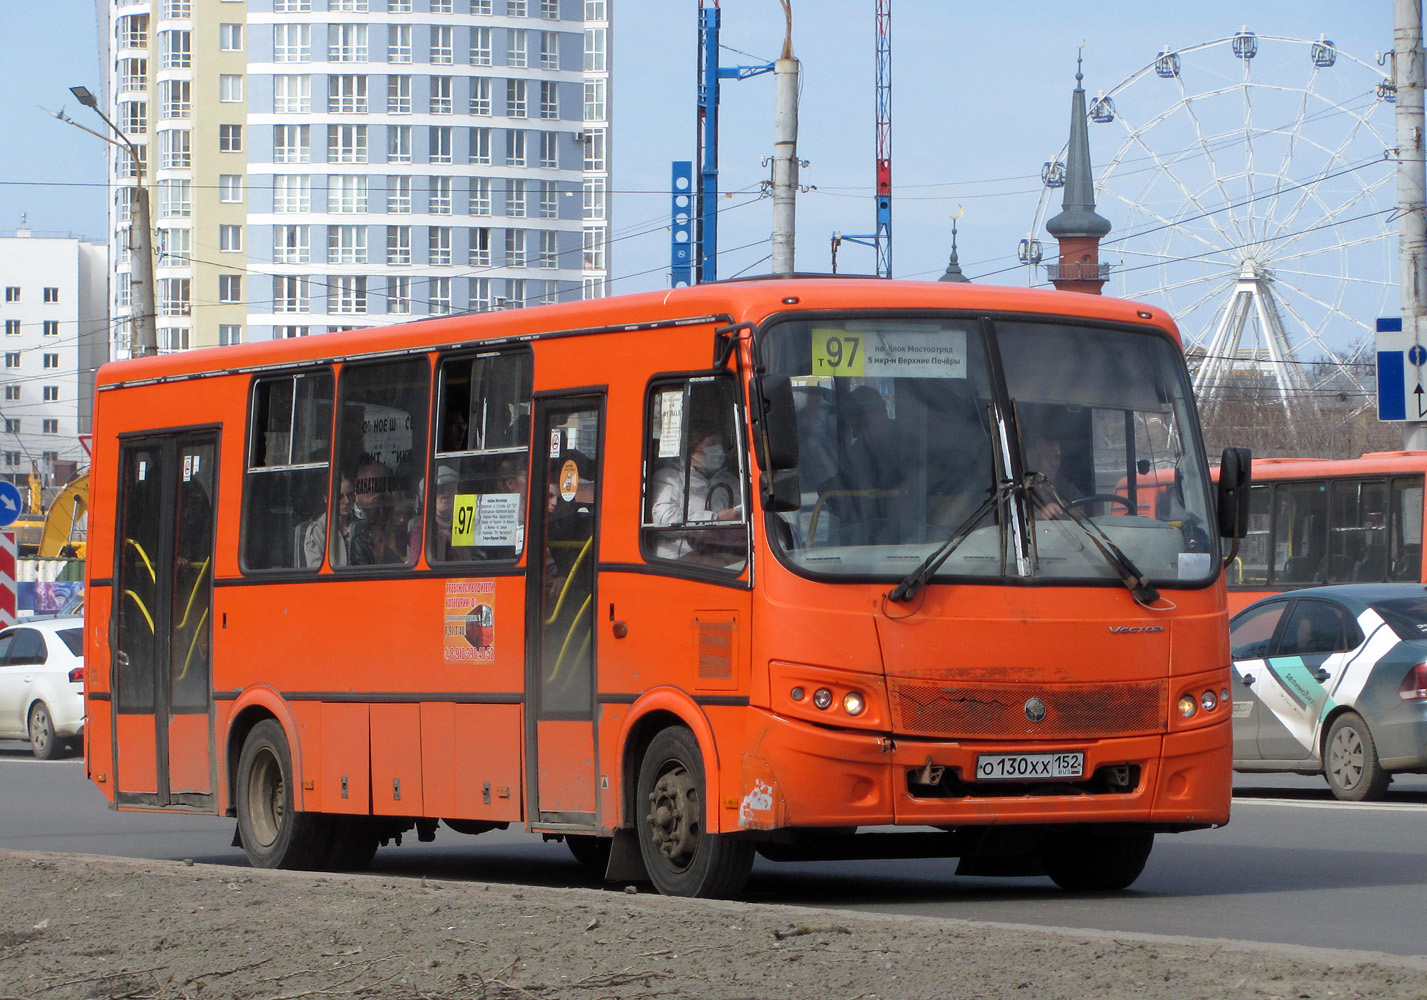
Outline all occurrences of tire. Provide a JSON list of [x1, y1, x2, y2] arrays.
[[1041, 828, 1154, 891], [235, 719, 330, 869], [1324, 711, 1390, 802], [28, 703, 60, 760], [636, 727, 754, 898], [565, 834, 611, 876], [322, 817, 380, 872]]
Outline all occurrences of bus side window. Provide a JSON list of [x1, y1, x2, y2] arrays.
[[429, 350, 533, 564], [640, 376, 747, 573], [332, 358, 431, 570], [241, 370, 333, 572]]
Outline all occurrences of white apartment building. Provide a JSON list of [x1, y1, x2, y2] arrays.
[[100, 0, 612, 356], [0, 230, 109, 489]]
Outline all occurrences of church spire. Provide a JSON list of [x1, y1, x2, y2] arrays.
[[938, 215, 970, 283], [1045, 52, 1111, 293]]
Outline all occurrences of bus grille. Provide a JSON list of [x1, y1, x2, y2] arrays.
[[888, 678, 1167, 739]]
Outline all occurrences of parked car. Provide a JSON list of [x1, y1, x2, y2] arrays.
[[1230, 584, 1427, 800], [0, 616, 85, 759]]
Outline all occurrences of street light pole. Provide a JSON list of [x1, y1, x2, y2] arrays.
[[68, 85, 157, 359]]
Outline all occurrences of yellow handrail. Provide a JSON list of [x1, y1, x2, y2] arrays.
[[543, 535, 593, 626]]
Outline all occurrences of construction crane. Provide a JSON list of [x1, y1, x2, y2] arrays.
[[830, 0, 892, 277]]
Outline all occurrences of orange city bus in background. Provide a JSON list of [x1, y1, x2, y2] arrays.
[[83, 277, 1250, 898], [1221, 452, 1427, 612]]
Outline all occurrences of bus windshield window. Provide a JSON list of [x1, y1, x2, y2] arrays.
[[762, 316, 1217, 587]]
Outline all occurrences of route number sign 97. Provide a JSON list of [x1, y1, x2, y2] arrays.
[[811, 330, 865, 376]]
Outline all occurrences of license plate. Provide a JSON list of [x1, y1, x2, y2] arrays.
[[974, 752, 1084, 781]]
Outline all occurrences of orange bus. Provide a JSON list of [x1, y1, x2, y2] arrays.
[[1226, 451, 1426, 611], [84, 277, 1249, 898]]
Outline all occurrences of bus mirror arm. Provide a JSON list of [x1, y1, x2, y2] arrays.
[[751, 374, 800, 472], [713, 322, 753, 371], [1215, 447, 1253, 541]]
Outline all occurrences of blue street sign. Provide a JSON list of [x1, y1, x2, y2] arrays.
[[0, 481, 22, 529], [1378, 317, 1403, 333]]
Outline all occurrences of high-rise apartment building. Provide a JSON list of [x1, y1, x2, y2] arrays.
[[100, 0, 611, 357], [0, 229, 109, 488]]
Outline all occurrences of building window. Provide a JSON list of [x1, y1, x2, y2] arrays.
[[158, 179, 192, 218], [219, 324, 243, 346], [540, 30, 559, 68], [3, 320, 17, 336], [508, 0, 527, 16], [164, 328, 190, 352], [42, 321, 59, 337], [469, 176, 492, 215], [505, 228, 527, 267], [329, 124, 369, 163], [505, 278, 526, 307], [219, 23, 244, 51], [507, 178, 526, 218], [539, 132, 558, 170], [274, 0, 311, 10], [160, 277, 191, 316], [273, 275, 310, 313], [507, 79, 527, 118], [6, 386, 20, 401], [429, 126, 453, 164], [219, 124, 243, 151], [274, 24, 311, 62], [274, 75, 312, 114], [42, 287, 59, 303], [387, 124, 412, 163], [219, 175, 244, 203], [431, 25, 454, 64], [330, 175, 368, 213], [387, 175, 412, 213], [329, 23, 368, 61], [329, 75, 369, 113], [387, 225, 411, 265], [430, 75, 453, 114], [273, 124, 310, 163], [42, 354, 58, 369], [4, 420, 19, 434], [43, 420, 59, 435], [2, 453, 17, 467], [274, 175, 311, 213], [159, 129, 191, 168], [219, 275, 242, 303], [583, 128, 606, 170], [328, 225, 368, 264], [388, 24, 411, 62], [506, 129, 526, 167], [161, 0, 191, 17], [429, 276, 452, 315], [429, 176, 453, 214], [273, 224, 311, 263], [582, 225, 606, 270], [469, 77, 492, 116], [467, 226, 492, 266], [471, 26, 492, 65], [583, 177, 606, 219], [583, 78, 605, 121], [508, 28, 528, 67], [116, 13, 149, 49], [471, 0, 493, 13], [387, 276, 411, 314], [470, 127, 491, 165], [389, 0, 410, 9], [220, 225, 243, 252], [118, 101, 148, 135], [540, 0, 558, 19], [43, 386, 58, 401], [584, 26, 606, 71], [160, 79, 191, 119], [275, 325, 310, 338], [119, 57, 148, 94], [332, 276, 367, 314], [469, 277, 493, 311], [158, 227, 191, 263], [332, 0, 368, 10], [538, 229, 559, 268], [429, 226, 452, 265], [159, 30, 190, 68], [431, 0, 452, 12], [387, 74, 412, 113], [3, 353, 18, 367], [220, 74, 244, 103]]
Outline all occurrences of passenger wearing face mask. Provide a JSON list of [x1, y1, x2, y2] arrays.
[[650, 419, 742, 560]]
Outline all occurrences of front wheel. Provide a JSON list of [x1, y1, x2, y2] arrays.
[[1041, 828, 1154, 891], [28, 702, 60, 760], [235, 719, 330, 869], [636, 727, 754, 898], [1324, 711, 1390, 801]]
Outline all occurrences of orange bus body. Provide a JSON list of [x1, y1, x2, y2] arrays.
[[1221, 451, 1427, 613], [84, 278, 1234, 896]]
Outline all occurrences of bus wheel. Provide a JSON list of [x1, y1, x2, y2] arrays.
[[636, 727, 754, 898], [1325, 712, 1390, 802], [322, 818, 380, 872], [236, 720, 329, 870], [1041, 828, 1154, 891]]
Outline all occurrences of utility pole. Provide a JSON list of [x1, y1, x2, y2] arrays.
[[769, 2, 799, 277], [67, 86, 157, 359], [1396, 1, 1427, 449]]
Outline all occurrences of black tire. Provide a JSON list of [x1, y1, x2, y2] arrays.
[[1041, 828, 1154, 891], [1324, 711, 1390, 802], [28, 702, 60, 760], [565, 834, 612, 875], [235, 719, 330, 869], [322, 817, 380, 872], [636, 727, 754, 898]]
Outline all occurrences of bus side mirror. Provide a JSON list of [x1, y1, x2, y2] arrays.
[[760, 469, 802, 513], [752, 374, 800, 472], [1216, 446, 1252, 539]]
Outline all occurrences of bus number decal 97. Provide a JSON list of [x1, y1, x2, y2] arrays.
[[811, 329, 865, 376], [452, 494, 478, 547]]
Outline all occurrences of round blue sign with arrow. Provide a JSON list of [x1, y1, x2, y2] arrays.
[[0, 481, 22, 529], [1410, 344, 1427, 368]]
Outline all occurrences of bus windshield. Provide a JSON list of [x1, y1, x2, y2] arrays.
[[762, 315, 1217, 586]]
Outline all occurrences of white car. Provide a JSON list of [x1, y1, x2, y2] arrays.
[[0, 616, 85, 759]]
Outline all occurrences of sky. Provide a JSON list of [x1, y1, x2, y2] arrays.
[[0, 1, 1402, 341]]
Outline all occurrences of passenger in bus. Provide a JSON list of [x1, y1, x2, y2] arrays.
[[650, 419, 742, 560], [304, 469, 355, 568], [348, 459, 408, 566], [423, 465, 471, 563]]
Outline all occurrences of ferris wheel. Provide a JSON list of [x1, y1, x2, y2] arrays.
[[1024, 31, 1397, 410]]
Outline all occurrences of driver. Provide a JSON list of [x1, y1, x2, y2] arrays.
[[1024, 434, 1079, 519]]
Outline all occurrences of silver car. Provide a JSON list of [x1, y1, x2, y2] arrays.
[[0, 616, 85, 759]]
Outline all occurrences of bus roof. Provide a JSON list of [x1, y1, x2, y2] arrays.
[[96, 277, 1181, 390], [1213, 451, 1427, 477]]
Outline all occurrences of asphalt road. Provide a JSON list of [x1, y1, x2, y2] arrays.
[[5, 740, 1426, 957]]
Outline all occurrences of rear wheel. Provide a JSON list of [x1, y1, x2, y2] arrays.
[[1324, 711, 1390, 801], [636, 727, 754, 898], [236, 720, 330, 869], [1041, 828, 1154, 891], [28, 702, 60, 760]]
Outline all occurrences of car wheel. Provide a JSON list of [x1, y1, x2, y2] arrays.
[[1324, 711, 1390, 802], [28, 702, 60, 760], [1041, 828, 1155, 891], [636, 727, 754, 898], [235, 719, 330, 869]]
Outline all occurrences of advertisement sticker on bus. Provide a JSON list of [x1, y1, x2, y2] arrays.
[[444, 579, 496, 663]]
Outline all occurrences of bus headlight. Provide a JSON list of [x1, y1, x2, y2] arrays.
[[812, 688, 834, 710], [843, 691, 866, 716], [1200, 690, 1218, 712], [1177, 694, 1199, 719]]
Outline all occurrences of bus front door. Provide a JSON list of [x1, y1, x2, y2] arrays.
[[112, 432, 218, 809], [526, 396, 602, 827]]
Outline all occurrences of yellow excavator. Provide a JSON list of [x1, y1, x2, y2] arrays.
[[37, 471, 88, 559]]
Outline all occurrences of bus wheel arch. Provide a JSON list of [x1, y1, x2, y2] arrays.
[[233, 717, 330, 870], [617, 693, 722, 832], [224, 690, 304, 815]]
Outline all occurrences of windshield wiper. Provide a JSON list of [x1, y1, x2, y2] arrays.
[[1028, 475, 1161, 606], [887, 480, 1016, 603]]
